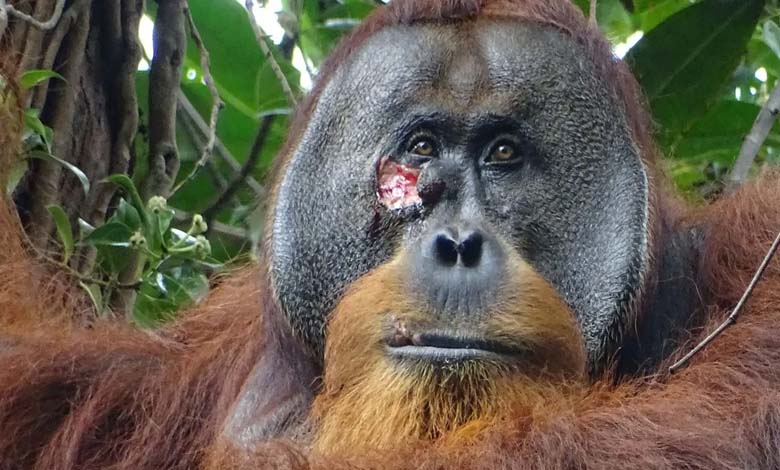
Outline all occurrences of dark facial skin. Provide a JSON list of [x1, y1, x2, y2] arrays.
[[271, 19, 650, 370]]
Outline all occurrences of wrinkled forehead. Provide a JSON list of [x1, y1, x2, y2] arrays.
[[327, 19, 595, 115]]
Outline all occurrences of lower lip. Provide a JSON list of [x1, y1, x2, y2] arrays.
[[386, 345, 509, 363]]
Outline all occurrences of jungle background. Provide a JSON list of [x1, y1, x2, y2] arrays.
[[0, 0, 777, 325]]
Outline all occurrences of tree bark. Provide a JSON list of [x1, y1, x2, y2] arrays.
[[10, 0, 145, 269]]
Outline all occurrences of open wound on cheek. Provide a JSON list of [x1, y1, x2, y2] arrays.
[[377, 156, 422, 210]]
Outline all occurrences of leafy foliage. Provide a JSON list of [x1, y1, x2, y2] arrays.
[[48, 176, 218, 325], [580, 0, 777, 195]]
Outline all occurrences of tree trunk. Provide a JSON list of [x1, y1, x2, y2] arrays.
[[8, 0, 146, 272]]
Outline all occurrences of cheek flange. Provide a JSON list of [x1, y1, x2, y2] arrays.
[[377, 156, 422, 210]]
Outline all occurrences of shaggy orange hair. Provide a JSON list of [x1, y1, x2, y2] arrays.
[[0, 1, 779, 469]]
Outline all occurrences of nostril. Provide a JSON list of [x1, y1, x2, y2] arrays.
[[458, 231, 483, 267], [434, 233, 459, 267]]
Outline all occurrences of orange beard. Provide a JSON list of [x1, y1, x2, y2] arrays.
[[311, 254, 586, 455]]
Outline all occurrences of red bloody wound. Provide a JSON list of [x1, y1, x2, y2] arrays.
[[377, 156, 422, 210]]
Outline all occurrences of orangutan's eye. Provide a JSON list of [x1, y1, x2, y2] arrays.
[[408, 137, 437, 157], [486, 141, 518, 163]]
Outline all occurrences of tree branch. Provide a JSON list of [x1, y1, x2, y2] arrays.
[[176, 91, 265, 196], [725, 81, 780, 193], [142, 0, 187, 200], [202, 115, 273, 224], [198, 34, 297, 223], [244, 0, 297, 106], [17, 0, 54, 72], [26, 0, 91, 250], [589, 0, 598, 26], [30, 0, 88, 109], [0, 0, 65, 39], [100, 0, 146, 315], [169, 5, 224, 196], [669, 230, 780, 373], [79, 0, 144, 228]]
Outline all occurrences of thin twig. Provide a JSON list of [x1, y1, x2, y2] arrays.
[[725, 82, 780, 193], [30, 0, 86, 109], [669, 230, 780, 373], [202, 115, 273, 223], [205, 160, 229, 191], [170, 7, 224, 196], [201, 33, 298, 221], [0, 0, 65, 36], [244, 0, 297, 106], [11, 205, 139, 290], [0, 5, 6, 39], [589, 0, 598, 25], [175, 91, 265, 196], [173, 210, 248, 244]]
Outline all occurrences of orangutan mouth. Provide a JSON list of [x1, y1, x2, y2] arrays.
[[386, 330, 524, 363]]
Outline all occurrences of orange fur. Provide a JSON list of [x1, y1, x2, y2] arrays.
[[312, 254, 585, 455], [1, 1, 780, 469]]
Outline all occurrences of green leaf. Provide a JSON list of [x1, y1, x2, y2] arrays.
[[626, 0, 765, 141], [153, 206, 175, 238], [179, 78, 289, 183], [669, 162, 709, 194], [186, 0, 301, 116], [83, 221, 133, 247], [23, 109, 50, 149], [596, 0, 636, 44], [20, 69, 65, 90], [46, 205, 75, 263], [747, 39, 780, 83], [79, 282, 104, 316], [299, 0, 375, 67], [671, 100, 780, 165], [6, 159, 28, 197], [77, 218, 95, 240], [635, 0, 695, 33], [96, 245, 133, 273], [145, 205, 175, 255], [762, 20, 780, 59], [113, 199, 143, 231], [133, 268, 209, 326], [28, 150, 91, 195], [104, 174, 147, 225], [571, 0, 589, 15]]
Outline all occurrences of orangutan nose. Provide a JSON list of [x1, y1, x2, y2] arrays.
[[432, 229, 484, 268]]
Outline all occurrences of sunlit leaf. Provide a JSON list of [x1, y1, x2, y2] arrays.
[[78, 218, 95, 239], [187, 0, 301, 115], [626, 0, 765, 142], [28, 150, 90, 195], [20, 69, 65, 90], [762, 20, 780, 59]]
